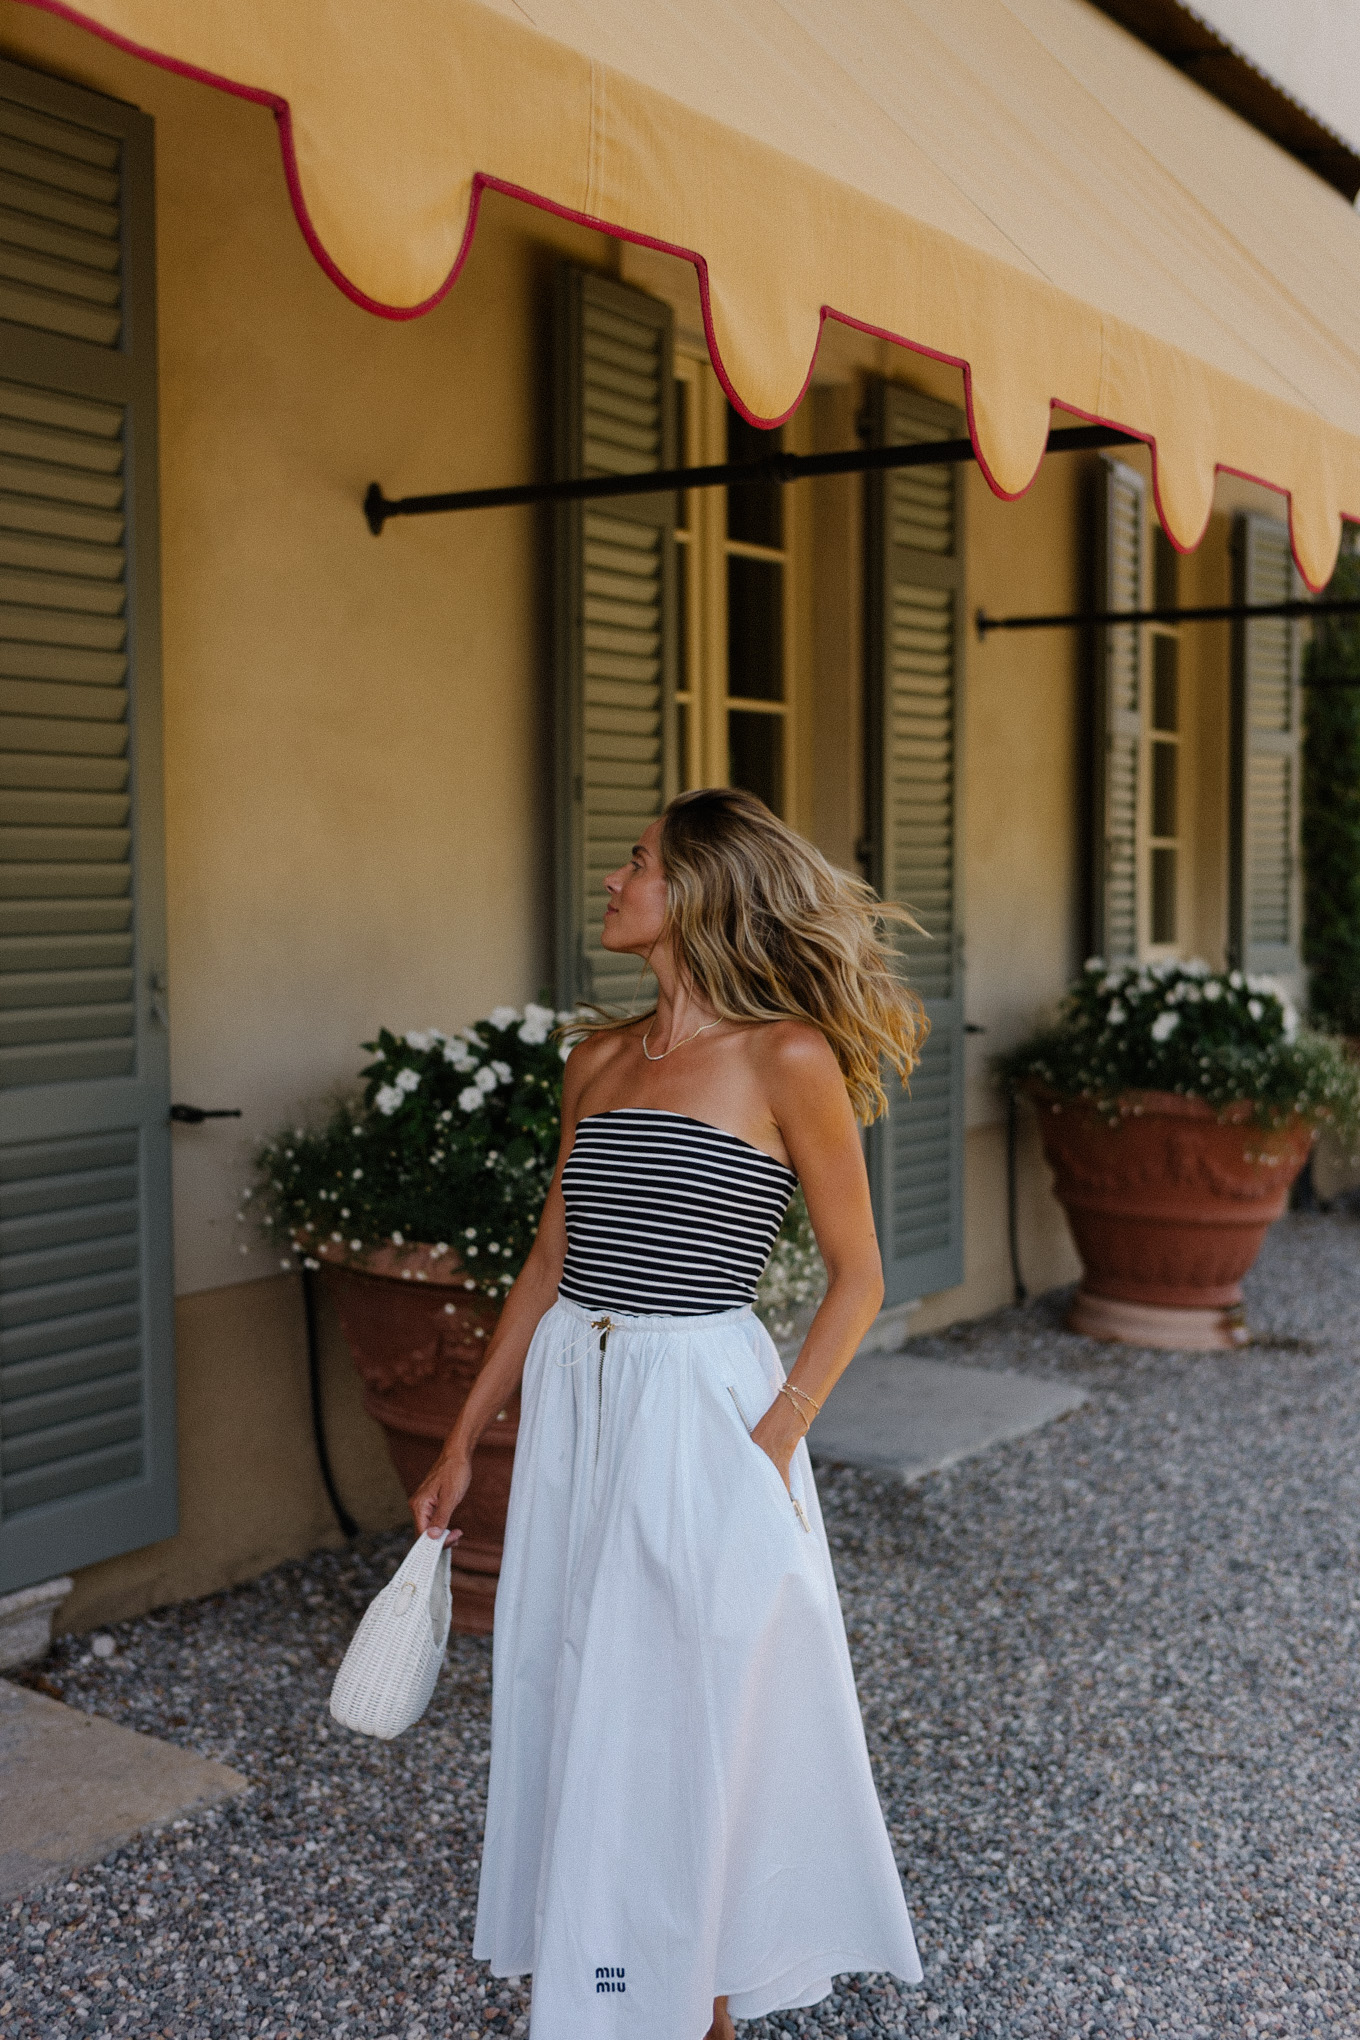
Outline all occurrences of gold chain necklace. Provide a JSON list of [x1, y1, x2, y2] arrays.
[[640, 1016, 723, 1061]]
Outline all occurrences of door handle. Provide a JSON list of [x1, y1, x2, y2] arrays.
[[170, 1105, 243, 1125]]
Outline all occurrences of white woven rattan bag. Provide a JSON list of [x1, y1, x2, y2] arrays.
[[329, 1530, 452, 1739]]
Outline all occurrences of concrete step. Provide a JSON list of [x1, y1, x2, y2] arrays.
[[809, 1352, 1089, 1482], [0, 1679, 248, 1901]]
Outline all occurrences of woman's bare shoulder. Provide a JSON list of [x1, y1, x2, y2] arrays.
[[562, 1023, 640, 1103], [748, 1018, 840, 1091]]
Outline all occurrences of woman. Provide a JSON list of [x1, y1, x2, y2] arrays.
[[413, 787, 925, 2039]]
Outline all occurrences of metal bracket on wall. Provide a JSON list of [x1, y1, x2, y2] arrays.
[[362, 424, 1137, 532], [976, 595, 1360, 648]]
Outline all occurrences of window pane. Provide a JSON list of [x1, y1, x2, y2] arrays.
[[676, 698, 691, 789], [676, 538, 690, 694], [1151, 845, 1177, 944], [1152, 635, 1179, 732], [1151, 738, 1178, 840], [726, 406, 783, 548], [727, 553, 784, 700], [674, 380, 689, 531], [729, 709, 784, 815]]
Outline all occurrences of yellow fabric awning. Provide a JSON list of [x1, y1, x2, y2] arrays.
[[23, 0, 1360, 586]]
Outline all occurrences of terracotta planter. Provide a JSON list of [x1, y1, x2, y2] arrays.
[[1028, 1088, 1313, 1349], [314, 1241, 516, 1633]]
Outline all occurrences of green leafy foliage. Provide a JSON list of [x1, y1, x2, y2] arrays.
[[997, 959, 1360, 1132], [1303, 548, 1360, 1036], [246, 1005, 569, 1301]]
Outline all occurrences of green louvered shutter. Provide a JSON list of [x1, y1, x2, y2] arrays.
[[1091, 459, 1144, 962], [865, 382, 965, 1306], [1230, 515, 1304, 994], [554, 267, 677, 1009], [0, 61, 174, 1595]]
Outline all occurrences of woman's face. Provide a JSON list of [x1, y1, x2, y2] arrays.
[[602, 818, 668, 956]]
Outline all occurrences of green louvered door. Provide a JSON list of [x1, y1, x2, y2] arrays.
[[554, 267, 677, 1009], [0, 62, 173, 1595], [865, 382, 966, 1306], [1091, 459, 1144, 962], [1230, 515, 1303, 995]]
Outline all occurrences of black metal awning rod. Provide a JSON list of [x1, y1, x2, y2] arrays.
[[363, 422, 1137, 533], [976, 596, 1360, 638]]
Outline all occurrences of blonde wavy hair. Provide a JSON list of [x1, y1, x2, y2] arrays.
[[576, 786, 927, 1124]]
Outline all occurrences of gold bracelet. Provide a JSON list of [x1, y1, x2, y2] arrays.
[[778, 1381, 819, 1429], [782, 1380, 822, 1415]]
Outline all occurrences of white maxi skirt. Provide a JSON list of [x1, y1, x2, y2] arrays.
[[473, 1295, 922, 2037]]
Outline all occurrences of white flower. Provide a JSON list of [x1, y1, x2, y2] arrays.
[[374, 1084, 404, 1115], [1150, 1011, 1180, 1042], [518, 1018, 548, 1044], [489, 1006, 520, 1030], [1106, 1002, 1127, 1026], [340, 1207, 350, 1218], [458, 1085, 484, 1112], [405, 1029, 436, 1051], [1203, 981, 1223, 1002], [525, 1001, 555, 1028], [475, 1066, 499, 1092], [490, 1059, 512, 1083], [1183, 958, 1210, 977], [350, 1240, 362, 1252], [1247, 999, 1264, 1020], [395, 1067, 421, 1093], [465, 1228, 477, 1239], [391, 1231, 404, 1245], [352, 1167, 363, 1179], [1229, 970, 1244, 989], [1084, 958, 1106, 974]]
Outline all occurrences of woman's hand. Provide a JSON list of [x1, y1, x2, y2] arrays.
[[751, 1395, 808, 1493], [410, 1445, 471, 1546]]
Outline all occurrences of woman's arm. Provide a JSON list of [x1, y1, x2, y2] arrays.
[[749, 1024, 886, 1485], [408, 1043, 587, 1539]]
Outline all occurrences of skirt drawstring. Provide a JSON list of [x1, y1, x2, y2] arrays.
[[555, 1311, 619, 1368]]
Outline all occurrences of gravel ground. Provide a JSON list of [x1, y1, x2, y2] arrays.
[[4, 1210, 1360, 2038]]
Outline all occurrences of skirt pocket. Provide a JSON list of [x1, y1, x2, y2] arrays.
[[724, 1382, 811, 1532]]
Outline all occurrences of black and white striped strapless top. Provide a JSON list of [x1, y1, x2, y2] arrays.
[[558, 1109, 797, 1315]]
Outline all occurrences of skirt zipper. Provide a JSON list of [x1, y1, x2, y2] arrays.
[[591, 1316, 616, 1473]]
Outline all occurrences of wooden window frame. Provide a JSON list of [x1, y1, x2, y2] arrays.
[[671, 347, 802, 824]]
